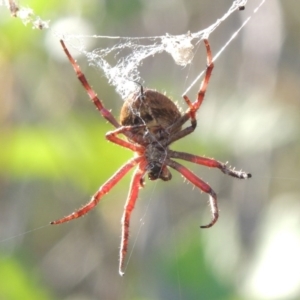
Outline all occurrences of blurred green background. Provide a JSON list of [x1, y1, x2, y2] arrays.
[[1, 0, 300, 299]]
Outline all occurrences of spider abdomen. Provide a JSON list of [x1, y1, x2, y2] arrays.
[[120, 89, 182, 139]]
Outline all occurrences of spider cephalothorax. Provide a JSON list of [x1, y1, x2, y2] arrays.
[[51, 39, 251, 276]]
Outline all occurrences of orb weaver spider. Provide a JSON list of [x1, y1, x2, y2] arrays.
[[51, 38, 251, 276]]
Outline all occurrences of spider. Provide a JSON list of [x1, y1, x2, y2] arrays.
[[51, 38, 251, 276]]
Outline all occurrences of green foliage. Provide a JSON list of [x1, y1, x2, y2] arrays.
[[0, 115, 131, 192], [105, 0, 142, 20], [162, 237, 231, 300], [0, 256, 53, 300]]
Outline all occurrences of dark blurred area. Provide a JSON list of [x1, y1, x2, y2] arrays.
[[0, 0, 300, 299]]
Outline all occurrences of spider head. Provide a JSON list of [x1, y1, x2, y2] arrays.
[[147, 163, 172, 181]]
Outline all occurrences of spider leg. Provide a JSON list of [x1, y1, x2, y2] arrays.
[[166, 119, 195, 145], [60, 40, 120, 128], [166, 39, 214, 145], [166, 159, 218, 228], [51, 157, 142, 225], [119, 160, 147, 276], [169, 150, 251, 179], [106, 125, 146, 152], [184, 39, 214, 122]]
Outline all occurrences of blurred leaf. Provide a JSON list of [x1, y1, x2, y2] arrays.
[[0, 114, 132, 191], [160, 235, 233, 300], [0, 256, 53, 300]]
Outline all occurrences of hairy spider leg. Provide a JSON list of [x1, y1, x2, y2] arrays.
[[50, 157, 142, 225], [166, 159, 218, 228], [166, 39, 214, 146], [119, 160, 147, 276], [106, 125, 147, 152], [183, 39, 214, 126], [169, 150, 252, 179], [60, 40, 120, 128]]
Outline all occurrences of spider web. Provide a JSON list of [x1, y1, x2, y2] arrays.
[[54, 0, 259, 100], [0, 0, 49, 29]]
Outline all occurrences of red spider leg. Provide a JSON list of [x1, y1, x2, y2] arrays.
[[182, 39, 214, 129], [51, 157, 143, 225], [166, 118, 194, 145], [169, 150, 251, 179], [166, 159, 218, 228], [60, 40, 120, 128], [166, 39, 214, 143], [119, 160, 147, 276], [106, 125, 147, 152]]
